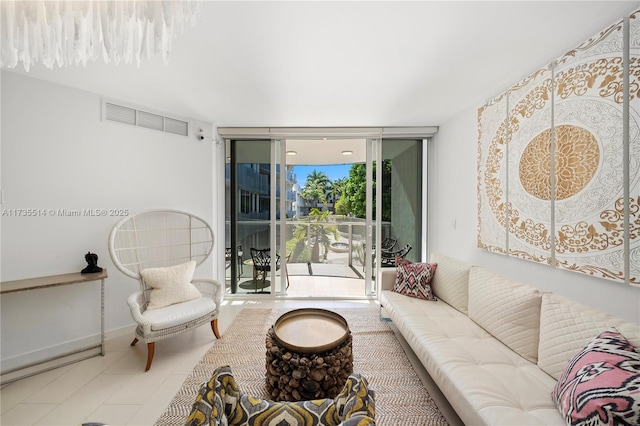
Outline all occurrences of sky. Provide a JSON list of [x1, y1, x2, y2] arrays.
[[293, 164, 351, 187]]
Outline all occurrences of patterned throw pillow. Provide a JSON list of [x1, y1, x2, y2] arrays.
[[551, 328, 640, 426], [394, 256, 412, 267], [392, 261, 437, 301]]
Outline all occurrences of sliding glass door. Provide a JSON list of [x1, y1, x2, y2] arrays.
[[226, 140, 271, 294], [225, 137, 424, 297], [381, 139, 423, 264]]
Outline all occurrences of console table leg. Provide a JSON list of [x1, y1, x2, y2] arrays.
[[101, 278, 105, 356]]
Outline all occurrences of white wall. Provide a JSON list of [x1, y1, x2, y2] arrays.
[[429, 105, 640, 323], [0, 71, 220, 369]]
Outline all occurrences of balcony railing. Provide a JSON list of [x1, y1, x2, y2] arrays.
[[226, 218, 391, 268]]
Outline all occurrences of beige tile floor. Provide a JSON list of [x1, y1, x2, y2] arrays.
[[0, 299, 378, 426]]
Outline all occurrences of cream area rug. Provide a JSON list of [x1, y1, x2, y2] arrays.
[[155, 307, 448, 426]]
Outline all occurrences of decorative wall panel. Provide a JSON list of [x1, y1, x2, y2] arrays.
[[553, 18, 627, 281], [477, 8, 639, 286], [631, 9, 640, 284], [506, 68, 553, 265], [477, 93, 508, 254]]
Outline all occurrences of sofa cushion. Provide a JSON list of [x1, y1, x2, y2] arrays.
[[551, 327, 640, 426], [468, 267, 543, 363], [392, 262, 437, 300], [538, 293, 640, 380], [379, 289, 562, 425], [429, 252, 472, 314]]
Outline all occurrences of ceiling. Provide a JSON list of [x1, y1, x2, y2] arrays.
[[285, 139, 367, 165], [4, 1, 637, 129]]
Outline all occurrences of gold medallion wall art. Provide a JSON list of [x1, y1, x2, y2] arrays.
[[631, 9, 640, 284], [477, 9, 640, 285], [506, 67, 554, 265], [477, 91, 508, 254]]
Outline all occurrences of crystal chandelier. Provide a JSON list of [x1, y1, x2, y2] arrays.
[[0, 0, 203, 71]]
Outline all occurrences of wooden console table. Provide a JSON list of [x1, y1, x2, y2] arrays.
[[0, 270, 107, 384]]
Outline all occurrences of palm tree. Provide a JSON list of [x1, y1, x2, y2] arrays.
[[302, 181, 326, 208], [306, 170, 330, 188], [291, 208, 338, 264], [292, 170, 344, 265], [326, 178, 345, 207], [302, 170, 330, 208]]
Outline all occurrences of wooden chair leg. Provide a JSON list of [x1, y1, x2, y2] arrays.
[[131, 338, 139, 346], [144, 342, 155, 371], [211, 319, 221, 339]]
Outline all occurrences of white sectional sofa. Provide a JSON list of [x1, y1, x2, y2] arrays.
[[378, 252, 640, 425]]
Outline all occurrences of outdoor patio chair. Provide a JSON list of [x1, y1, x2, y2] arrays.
[[362, 238, 398, 271], [380, 243, 412, 267], [109, 209, 223, 371], [380, 238, 397, 252], [250, 248, 290, 292], [225, 245, 243, 279]]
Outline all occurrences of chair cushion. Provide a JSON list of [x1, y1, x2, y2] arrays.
[[334, 372, 376, 422], [338, 418, 375, 426], [141, 260, 202, 309], [143, 297, 216, 331], [551, 327, 640, 426], [186, 365, 376, 426]]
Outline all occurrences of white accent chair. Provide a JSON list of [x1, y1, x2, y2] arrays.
[[108, 209, 223, 371]]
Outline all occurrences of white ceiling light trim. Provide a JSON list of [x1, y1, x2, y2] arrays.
[[0, 0, 202, 71]]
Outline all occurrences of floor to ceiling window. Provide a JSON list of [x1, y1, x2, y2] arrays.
[[223, 131, 429, 298], [381, 139, 423, 264], [225, 140, 276, 294]]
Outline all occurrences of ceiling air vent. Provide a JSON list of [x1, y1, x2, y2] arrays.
[[103, 101, 189, 137], [165, 117, 189, 136], [105, 103, 136, 125], [136, 110, 164, 131]]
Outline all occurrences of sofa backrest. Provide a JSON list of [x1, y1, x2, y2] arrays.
[[538, 293, 640, 380], [429, 252, 473, 314], [468, 267, 544, 363]]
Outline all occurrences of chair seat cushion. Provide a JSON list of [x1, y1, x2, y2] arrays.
[[143, 297, 216, 331]]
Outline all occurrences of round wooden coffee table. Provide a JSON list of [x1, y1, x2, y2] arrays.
[[266, 308, 353, 401]]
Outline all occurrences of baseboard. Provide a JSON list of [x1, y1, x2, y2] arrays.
[[1, 334, 101, 372], [105, 323, 137, 341], [385, 320, 465, 426], [1, 345, 103, 385], [1, 324, 136, 384]]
